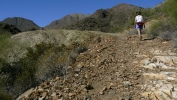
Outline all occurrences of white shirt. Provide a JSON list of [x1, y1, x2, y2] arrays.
[[135, 15, 143, 23]]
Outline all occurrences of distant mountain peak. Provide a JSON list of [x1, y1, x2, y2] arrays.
[[45, 13, 91, 29], [0, 17, 40, 31]]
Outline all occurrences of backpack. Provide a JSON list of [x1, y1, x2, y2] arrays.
[[137, 22, 143, 27]]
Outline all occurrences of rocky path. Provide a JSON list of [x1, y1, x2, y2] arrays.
[[17, 34, 177, 100]]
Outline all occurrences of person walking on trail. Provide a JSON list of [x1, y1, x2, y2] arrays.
[[134, 12, 145, 41]]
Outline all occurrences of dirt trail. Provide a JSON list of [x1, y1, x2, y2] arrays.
[[17, 33, 177, 100]]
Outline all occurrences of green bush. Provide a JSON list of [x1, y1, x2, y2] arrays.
[[146, 20, 164, 38], [0, 33, 26, 62], [0, 41, 88, 98], [36, 42, 88, 81], [35, 44, 70, 81], [0, 33, 11, 59], [0, 58, 12, 100], [0, 83, 11, 100], [162, 0, 177, 25], [170, 31, 177, 48], [159, 31, 172, 41], [141, 7, 162, 20], [0, 42, 55, 98], [141, 0, 177, 39]]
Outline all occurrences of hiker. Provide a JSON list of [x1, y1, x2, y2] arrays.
[[134, 11, 145, 40]]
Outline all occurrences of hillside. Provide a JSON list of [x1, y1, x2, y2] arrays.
[[1, 0, 177, 99], [67, 3, 143, 32], [0, 17, 40, 31], [45, 13, 91, 29], [0, 19, 177, 100], [16, 30, 177, 100], [1, 17, 177, 100]]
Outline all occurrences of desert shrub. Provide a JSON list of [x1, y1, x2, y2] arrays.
[[170, 31, 177, 48], [162, 0, 177, 25], [147, 19, 176, 39], [36, 44, 70, 82], [158, 30, 177, 48], [0, 33, 26, 62], [0, 58, 37, 98], [26, 42, 54, 60], [36, 42, 88, 82], [136, 0, 177, 38], [172, 38, 177, 48], [0, 81, 11, 100], [0, 58, 12, 100], [159, 31, 173, 41], [171, 31, 177, 39], [146, 20, 166, 38], [0, 38, 89, 98], [0, 33, 12, 59], [0, 42, 55, 97]]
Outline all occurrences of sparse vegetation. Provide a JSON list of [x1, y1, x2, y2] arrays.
[[0, 40, 89, 98], [67, 4, 143, 33], [66, 4, 165, 33], [0, 33, 27, 62], [146, 20, 164, 38], [0, 42, 55, 98], [171, 31, 177, 47], [35, 43, 71, 82], [160, 31, 177, 48], [0, 33, 12, 60], [141, 7, 162, 21], [0, 58, 12, 100], [159, 31, 172, 41], [162, 0, 177, 25], [2, 0, 177, 99], [144, 0, 177, 41]]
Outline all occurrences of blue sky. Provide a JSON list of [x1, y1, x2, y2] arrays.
[[0, 0, 164, 27]]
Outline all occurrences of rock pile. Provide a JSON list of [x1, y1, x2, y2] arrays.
[[139, 47, 177, 99], [17, 34, 177, 100]]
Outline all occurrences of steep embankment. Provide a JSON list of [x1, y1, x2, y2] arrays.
[[17, 30, 177, 100], [8, 29, 98, 63]]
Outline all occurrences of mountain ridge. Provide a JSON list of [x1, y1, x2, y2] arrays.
[[45, 13, 91, 29], [0, 3, 144, 32], [0, 17, 40, 32]]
